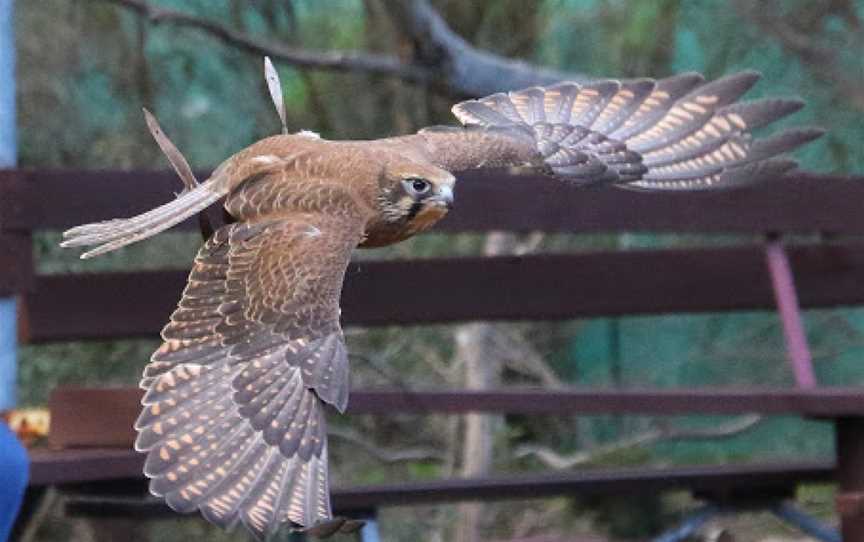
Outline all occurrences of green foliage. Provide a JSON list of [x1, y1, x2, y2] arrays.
[[579, 492, 667, 537]]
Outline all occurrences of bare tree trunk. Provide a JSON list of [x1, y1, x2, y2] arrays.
[[454, 232, 514, 542], [454, 322, 498, 542]]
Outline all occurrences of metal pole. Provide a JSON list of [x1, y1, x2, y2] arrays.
[[764, 240, 816, 388], [0, 299, 14, 409], [0, 7, 24, 542], [835, 417, 864, 541], [359, 519, 381, 542], [0, 0, 16, 410], [651, 504, 719, 542], [771, 501, 840, 542]]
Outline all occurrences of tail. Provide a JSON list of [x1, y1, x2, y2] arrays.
[[61, 174, 227, 259], [452, 71, 824, 190]]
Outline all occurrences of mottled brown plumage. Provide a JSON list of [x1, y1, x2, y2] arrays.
[[62, 68, 821, 539]]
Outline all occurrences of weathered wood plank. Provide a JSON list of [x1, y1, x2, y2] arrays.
[[20, 242, 864, 343], [346, 388, 864, 416], [28, 448, 144, 486], [3, 168, 864, 234], [47, 387, 142, 449], [47, 386, 864, 449], [329, 461, 833, 508], [0, 232, 32, 295], [21, 270, 185, 343], [32, 448, 832, 505]]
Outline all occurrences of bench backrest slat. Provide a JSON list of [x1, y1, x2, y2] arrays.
[[18, 241, 864, 343], [2, 169, 864, 234], [45, 386, 864, 450], [5, 168, 864, 343]]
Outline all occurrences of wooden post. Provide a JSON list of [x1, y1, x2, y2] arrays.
[[835, 417, 864, 541]]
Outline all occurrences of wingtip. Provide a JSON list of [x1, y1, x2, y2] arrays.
[[671, 71, 706, 83], [736, 68, 763, 81], [769, 97, 806, 116], [777, 126, 827, 148], [766, 157, 800, 173], [714, 69, 761, 90], [334, 393, 348, 414], [787, 97, 806, 111], [800, 126, 827, 141], [718, 69, 762, 94]]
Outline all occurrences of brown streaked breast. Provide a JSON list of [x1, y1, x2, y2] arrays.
[[360, 206, 450, 248]]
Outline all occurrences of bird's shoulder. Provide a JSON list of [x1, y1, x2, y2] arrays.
[[220, 135, 385, 224]]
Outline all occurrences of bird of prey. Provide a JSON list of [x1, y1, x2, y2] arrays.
[[62, 62, 821, 539]]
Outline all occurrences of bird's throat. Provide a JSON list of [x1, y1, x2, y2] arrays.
[[407, 205, 449, 234]]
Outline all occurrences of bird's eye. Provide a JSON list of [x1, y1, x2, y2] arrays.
[[404, 178, 431, 196]]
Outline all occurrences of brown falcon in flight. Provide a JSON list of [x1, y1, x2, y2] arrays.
[[62, 65, 821, 539]]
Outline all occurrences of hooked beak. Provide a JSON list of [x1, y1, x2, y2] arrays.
[[435, 185, 455, 210]]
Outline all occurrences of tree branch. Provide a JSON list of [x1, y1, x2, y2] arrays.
[[101, 0, 594, 99], [734, 0, 864, 111], [490, 327, 564, 389], [516, 415, 762, 470], [103, 0, 431, 85], [328, 425, 445, 464], [381, 0, 593, 97]]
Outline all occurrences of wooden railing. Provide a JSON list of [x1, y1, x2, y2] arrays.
[[4, 167, 864, 540]]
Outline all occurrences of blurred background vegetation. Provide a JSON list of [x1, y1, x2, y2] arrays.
[[13, 0, 864, 540]]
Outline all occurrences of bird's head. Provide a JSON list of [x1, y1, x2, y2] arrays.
[[376, 160, 455, 227]]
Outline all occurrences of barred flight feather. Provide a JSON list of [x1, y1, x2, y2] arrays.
[[451, 70, 820, 190], [128, 217, 361, 540]]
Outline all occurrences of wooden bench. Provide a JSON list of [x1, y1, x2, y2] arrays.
[[4, 167, 864, 540]]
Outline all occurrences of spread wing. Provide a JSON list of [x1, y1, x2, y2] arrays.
[[409, 71, 823, 190], [134, 212, 365, 540]]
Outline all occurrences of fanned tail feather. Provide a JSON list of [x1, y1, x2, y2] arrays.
[[61, 175, 225, 258], [452, 71, 823, 190]]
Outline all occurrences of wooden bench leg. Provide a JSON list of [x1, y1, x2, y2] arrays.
[[836, 417, 864, 541]]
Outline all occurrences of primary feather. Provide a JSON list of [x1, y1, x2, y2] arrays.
[[451, 71, 822, 190]]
